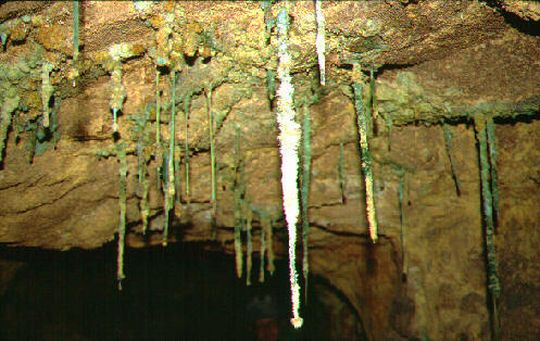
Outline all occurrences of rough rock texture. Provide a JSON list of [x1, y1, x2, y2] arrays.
[[1, 1, 540, 340]]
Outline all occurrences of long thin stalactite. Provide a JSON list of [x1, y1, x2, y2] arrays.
[[474, 115, 501, 341], [314, 0, 325, 86], [116, 142, 128, 290], [163, 70, 177, 246], [353, 67, 378, 243], [276, 3, 303, 329], [301, 103, 312, 302], [486, 116, 500, 228], [442, 124, 462, 196]]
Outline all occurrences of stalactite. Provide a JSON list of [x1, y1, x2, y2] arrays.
[[442, 124, 462, 196], [206, 85, 217, 239], [174, 145, 181, 203], [163, 70, 177, 247], [397, 170, 407, 279], [40, 63, 54, 128], [370, 68, 378, 122], [474, 116, 501, 341], [0, 94, 20, 165], [338, 142, 346, 204], [109, 59, 126, 133], [259, 216, 267, 283], [183, 93, 192, 203], [135, 108, 151, 235], [233, 124, 244, 279], [246, 206, 253, 286], [72, 1, 79, 62], [141, 172, 150, 235], [314, 0, 325, 86], [486, 116, 499, 228], [69, 0, 80, 87], [276, 4, 303, 329], [155, 70, 161, 145], [353, 67, 379, 243], [301, 103, 312, 301], [116, 142, 128, 291]]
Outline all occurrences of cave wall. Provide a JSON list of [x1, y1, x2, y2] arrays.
[[1, 1, 540, 340]]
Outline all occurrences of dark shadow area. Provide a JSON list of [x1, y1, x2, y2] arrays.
[[0, 242, 330, 341], [485, 0, 540, 36]]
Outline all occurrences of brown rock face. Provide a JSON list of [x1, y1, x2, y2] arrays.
[[1, 1, 539, 340]]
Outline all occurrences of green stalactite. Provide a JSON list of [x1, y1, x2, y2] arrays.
[[163, 70, 177, 247], [72, 0, 79, 63], [246, 206, 253, 286], [486, 116, 499, 228], [353, 75, 379, 243], [116, 142, 128, 291], [315, 0, 326, 86], [174, 145, 181, 204], [183, 93, 192, 203], [141, 173, 150, 234], [233, 124, 244, 279], [397, 170, 406, 278], [338, 142, 346, 204], [474, 116, 501, 341], [301, 103, 312, 301], [0, 94, 20, 165], [442, 124, 462, 196], [207, 85, 217, 239], [155, 70, 161, 145]]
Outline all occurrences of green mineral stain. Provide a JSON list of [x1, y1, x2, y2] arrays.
[[0, 94, 20, 165], [1, 32, 8, 50]]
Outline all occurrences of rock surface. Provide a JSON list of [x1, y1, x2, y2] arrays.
[[0, 1, 539, 340]]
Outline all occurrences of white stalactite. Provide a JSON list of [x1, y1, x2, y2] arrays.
[[315, 0, 326, 86], [276, 5, 303, 329]]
